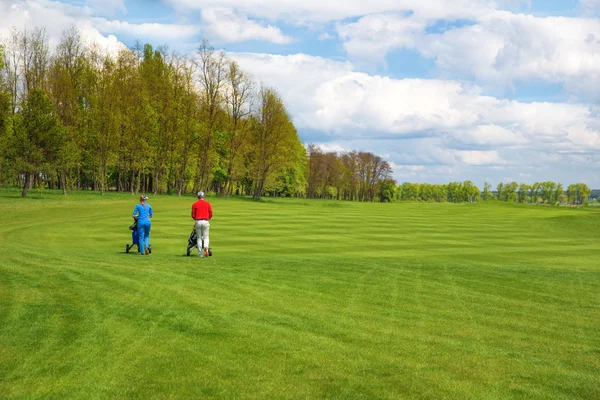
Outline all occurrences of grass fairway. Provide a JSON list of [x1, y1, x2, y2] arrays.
[[0, 188, 599, 399]]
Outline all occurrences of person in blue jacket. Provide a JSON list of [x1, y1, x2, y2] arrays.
[[133, 194, 153, 255]]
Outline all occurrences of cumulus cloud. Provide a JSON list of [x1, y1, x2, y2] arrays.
[[0, 0, 199, 54], [581, 0, 600, 14], [0, 1, 125, 55], [230, 52, 600, 177], [452, 125, 527, 148], [200, 7, 293, 44], [314, 143, 348, 153], [86, 0, 126, 17], [336, 13, 425, 66], [454, 150, 504, 166], [164, 0, 499, 24], [336, 10, 600, 100], [92, 18, 199, 43], [422, 11, 600, 96]]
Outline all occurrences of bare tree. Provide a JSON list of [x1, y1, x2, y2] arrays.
[[194, 39, 227, 191], [21, 27, 50, 96], [223, 60, 253, 197]]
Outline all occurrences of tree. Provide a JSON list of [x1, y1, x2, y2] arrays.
[[540, 181, 557, 204], [400, 182, 420, 201], [339, 151, 359, 201], [10, 90, 64, 197], [48, 26, 88, 194], [378, 178, 396, 202], [20, 28, 50, 96], [555, 184, 565, 205], [172, 55, 201, 196], [90, 55, 119, 194], [531, 182, 542, 203], [483, 182, 493, 201], [577, 184, 591, 205], [306, 144, 324, 198], [0, 45, 12, 184], [6, 27, 51, 192], [223, 60, 253, 197], [504, 181, 518, 202], [462, 180, 480, 203], [194, 39, 227, 191], [250, 86, 303, 201], [518, 183, 530, 203], [496, 183, 504, 201], [566, 183, 591, 205]]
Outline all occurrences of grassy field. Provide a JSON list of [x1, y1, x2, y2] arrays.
[[0, 188, 599, 399]]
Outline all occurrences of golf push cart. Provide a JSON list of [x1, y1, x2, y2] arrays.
[[187, 226, 212, 257], [126, 220, 151, 254]]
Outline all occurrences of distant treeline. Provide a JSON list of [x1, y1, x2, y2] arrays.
[[0, 27, 392, 200], [388, 181, 593, 205]]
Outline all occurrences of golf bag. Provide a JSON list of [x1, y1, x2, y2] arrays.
[[126, 220, 151, 254], [187, 227, 212, 257]]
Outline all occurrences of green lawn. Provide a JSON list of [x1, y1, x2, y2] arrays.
[[0, 188, 599, 399]]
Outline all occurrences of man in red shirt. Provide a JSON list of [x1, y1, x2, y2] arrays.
[[191, 191, 213, 257]]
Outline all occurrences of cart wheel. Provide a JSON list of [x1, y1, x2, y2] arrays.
[[208, 248, 212, 257], [148, 245, 152, 254], [186, 246, 191, 256], [126, 245, 130, 253]]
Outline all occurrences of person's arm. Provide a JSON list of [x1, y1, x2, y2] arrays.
[[133, 205, 139, 219], [149, 205, 153, 219], [208, 203, 213, 220], [191, 203, 196, 220]]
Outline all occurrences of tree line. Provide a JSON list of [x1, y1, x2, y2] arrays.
[[386, 181, 592, 205], [492, 181, 591, 205], [0, 27, 313, 200], [0, 27, 397, 201], [305, 144, 393, 202]]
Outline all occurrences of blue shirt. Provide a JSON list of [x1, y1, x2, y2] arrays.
[[133, 203, 153, 223]]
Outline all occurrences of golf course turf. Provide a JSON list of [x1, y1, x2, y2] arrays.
[[0, 188, 599, 399]]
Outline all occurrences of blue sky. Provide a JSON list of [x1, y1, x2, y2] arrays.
[[1, 0, 599, 187]]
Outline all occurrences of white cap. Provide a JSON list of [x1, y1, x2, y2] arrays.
[[197, 191, 205, 198]]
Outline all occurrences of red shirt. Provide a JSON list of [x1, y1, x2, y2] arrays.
[[192, 199, 213, 220]]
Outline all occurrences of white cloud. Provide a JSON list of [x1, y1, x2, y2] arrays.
[[454, 150, 504, 166], [453, 125, 527, 147], [86, 0, 126, 17], [314, 143, 347, 153], [0, 0, 199, 55], [565, 124, 600, 151], [0, 1, 125, 55], [336, 10, 600, 99], [390, 163, 425, 177], [422, 12, 600, 94], [581, 0, 600, 13], [200, 7, 293, 44], [318, 32, 334, 41], [230, 52, 600, 174], [228, 53, 354, 128], [336, 13, 425, 65], [92, 18, 199, 42], [165, 0, 500, 25]]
